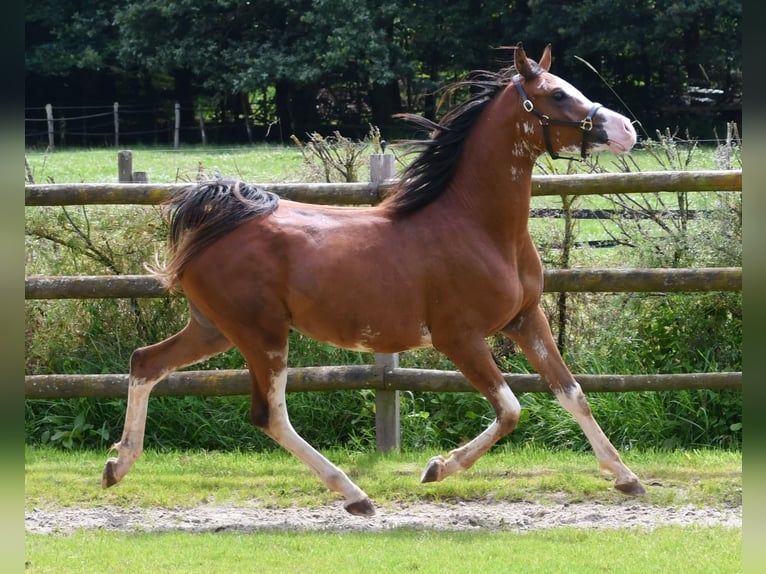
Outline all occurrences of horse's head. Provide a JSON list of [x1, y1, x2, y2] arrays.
[[512, 43, 636, 160]]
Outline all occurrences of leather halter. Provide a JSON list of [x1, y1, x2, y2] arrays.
[[512, 74, 603, 160]]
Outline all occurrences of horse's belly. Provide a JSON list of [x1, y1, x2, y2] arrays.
[[289, 298, 432, 354]]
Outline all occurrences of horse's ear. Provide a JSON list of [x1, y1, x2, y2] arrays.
[[514, 42, 535, 79], [539, 44, 552, 71]]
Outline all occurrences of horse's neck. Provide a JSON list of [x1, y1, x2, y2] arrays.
[[446, 102, 539, 237]]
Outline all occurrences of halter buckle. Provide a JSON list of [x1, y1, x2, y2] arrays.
[[580, 117, 593, 131], [522, 100, 534, 113]]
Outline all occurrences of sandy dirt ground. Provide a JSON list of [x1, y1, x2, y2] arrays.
[[26, 499, 741, 535]]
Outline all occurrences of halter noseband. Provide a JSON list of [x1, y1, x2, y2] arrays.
[[512, 74, 603, 161]]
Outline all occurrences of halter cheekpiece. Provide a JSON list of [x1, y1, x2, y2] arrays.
[[512, 74, 603, 160]]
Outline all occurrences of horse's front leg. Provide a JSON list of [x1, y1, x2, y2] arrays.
[[503, 304, 645, 495], [243, 344, 375, 517], [421, 337, 522, 483]]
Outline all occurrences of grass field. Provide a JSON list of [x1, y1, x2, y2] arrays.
[[24, 138, 732, 184], [25, 445, 742, 510], [26, 526, 741, 574], [25, 145, 310, 184], [25, 445, 742, 573]]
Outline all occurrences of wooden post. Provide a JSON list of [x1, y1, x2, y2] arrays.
[[113, 102, 119, 148], [197, 104, 207, 146], [117, 150, 133, 183], [174, 102, 181, 149], [369, 153, 395, 189], [374, 352, 400, 451], [370, 152, 400, 451], [45, 104, 54, 150], [243, 93, 253, 144]]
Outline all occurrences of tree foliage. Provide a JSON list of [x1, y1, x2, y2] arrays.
[[25, 0, 741, 142]]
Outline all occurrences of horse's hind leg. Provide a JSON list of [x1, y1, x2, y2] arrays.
[[102, 304, 231, 488], [503, 305, 645, 495]]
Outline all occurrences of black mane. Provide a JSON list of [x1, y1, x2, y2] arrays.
[[385, 65, 532, 216]]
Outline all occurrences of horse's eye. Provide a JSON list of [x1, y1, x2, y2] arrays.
[[552, 91, 567, 102]]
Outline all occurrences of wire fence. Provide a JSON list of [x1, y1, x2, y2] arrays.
[[25, 101, 736, 150], [24, 101, 270, 148]]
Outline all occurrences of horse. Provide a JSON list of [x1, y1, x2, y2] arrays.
[[102, 43, 645, 517]]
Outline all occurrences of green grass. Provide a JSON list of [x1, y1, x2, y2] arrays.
[[25, 445, 741, 511], [25, 136, 735, 186], [25, 144, 309, 184], [24, 446, 742, 574], [25, 526, 741, 574]]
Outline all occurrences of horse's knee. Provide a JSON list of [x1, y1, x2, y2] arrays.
[[250, 400, 270, 430], [494, 384, 521, 434]]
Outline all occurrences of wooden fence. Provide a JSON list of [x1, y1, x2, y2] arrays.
[[24, 160, 743, 450]]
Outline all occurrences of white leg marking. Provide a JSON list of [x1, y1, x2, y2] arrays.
[[104, 376, 160, 486], [432, 383, 520, 478], [532, 338, 548, 362], [493, 383, 521, 422], [265, 352, 370, 507], [554, 382, 639, 485]]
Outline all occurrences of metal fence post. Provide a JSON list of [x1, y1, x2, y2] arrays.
[[370, 152, 401, 451]]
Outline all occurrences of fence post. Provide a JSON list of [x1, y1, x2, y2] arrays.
[[374, 351, 400, 451], [113, 102, 120, 148], [197, 104, 207, 146], [174, 102, 181, 149], [117, 150, 133, 183], [45, 104, 54, 150], [370, 152, 401, 451]]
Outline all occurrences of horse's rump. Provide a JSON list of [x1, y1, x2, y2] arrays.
[[156, 179, 279, 289]]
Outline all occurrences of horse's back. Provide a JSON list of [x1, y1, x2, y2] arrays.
[[177, 200, 432, 351]]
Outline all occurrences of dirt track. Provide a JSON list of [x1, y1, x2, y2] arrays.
[[26, 499, 741, 535]]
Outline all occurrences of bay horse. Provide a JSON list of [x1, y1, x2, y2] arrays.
[[102, 44, 645, 516]]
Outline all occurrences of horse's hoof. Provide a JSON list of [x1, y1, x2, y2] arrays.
[[102, 458, 120, 489], [420, 456, 446, 483], [344, 498, 376, 517], [615, 478, 646, 496]]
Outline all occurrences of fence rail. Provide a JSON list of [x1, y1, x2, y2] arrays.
[[25, 368, 742, 399], [24, 170, 741, 206], [25, 268, 742, 300], [25, 165, 743, 450]]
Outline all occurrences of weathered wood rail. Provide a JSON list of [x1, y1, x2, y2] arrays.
[[25, 267, 742, 299], [26, 368, 741, 399], [25, 170, 741, 206], [25, 166, 743, 450]]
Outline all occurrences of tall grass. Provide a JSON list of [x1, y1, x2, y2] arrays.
[[24, 133, 742, 453]]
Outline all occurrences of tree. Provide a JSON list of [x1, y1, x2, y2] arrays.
[[520, 0, 742, 134], [25, 0, 125, 105], [25, 0, 741, 144]]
